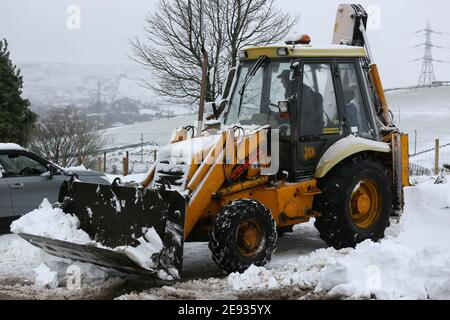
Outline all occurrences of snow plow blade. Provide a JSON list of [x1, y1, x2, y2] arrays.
[[20, 179, 186, 280], [19, 234, 160, 277]]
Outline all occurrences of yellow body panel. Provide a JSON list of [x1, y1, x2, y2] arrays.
[[185, 159, 226, 239], [242, 45, 367, 60], [220, 180, 320, 228]]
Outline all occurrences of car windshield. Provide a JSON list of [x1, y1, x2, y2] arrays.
[[224, 59, 292, 127]]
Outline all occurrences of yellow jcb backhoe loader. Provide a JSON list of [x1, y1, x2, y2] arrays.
[[20, 4, 410, 279]]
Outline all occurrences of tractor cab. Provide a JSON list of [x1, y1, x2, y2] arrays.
[[222, 41, 379, 179]]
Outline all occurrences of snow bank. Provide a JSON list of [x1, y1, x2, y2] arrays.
[[10, 199, 92, 244], [447, 187, 450, 208], [229, 183, 450, 300]]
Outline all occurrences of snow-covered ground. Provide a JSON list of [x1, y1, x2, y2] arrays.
[[103, 145, 159, 175], [120, 176, 450, 300], [1, 175, 450, 300], [103, 115, 196, 149]]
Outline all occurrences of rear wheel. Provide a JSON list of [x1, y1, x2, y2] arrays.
[[209, 199, 277, 274], [313, 155, 392, 249]]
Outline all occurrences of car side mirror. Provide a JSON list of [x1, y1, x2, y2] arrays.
[[46, 164, 59, 177]]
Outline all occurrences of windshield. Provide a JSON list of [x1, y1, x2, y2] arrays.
[[224, 60, 292, 127]]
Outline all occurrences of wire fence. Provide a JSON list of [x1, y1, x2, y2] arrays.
[[409, 133, 450, 176], [87, 139, 159, 176]]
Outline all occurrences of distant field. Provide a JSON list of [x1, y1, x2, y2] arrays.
[[103, 115, 196, 148], [387, 86, 450, 169]]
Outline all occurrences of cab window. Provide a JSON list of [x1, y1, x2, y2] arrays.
[[300, 63, 340, 137], [338, 63, 371, 136]]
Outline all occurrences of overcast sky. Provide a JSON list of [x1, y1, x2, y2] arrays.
[[1, 0, 450, 87]]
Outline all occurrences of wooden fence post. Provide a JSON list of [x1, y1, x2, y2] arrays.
[[414, 130, 417, 156], [103, 152, 107, 173], [126, 151, 129, 176], [123, 151, 129, 176]]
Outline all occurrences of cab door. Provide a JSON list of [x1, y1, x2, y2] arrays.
[[295, 60, 344, 178], [335, 60, 378, 140]]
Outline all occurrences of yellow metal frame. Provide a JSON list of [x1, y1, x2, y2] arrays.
[[219, 180, 321, 228], [401, 134, 411, 187]]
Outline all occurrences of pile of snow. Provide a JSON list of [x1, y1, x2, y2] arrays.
[[229, 183, 450, 300], [33, 264, 59, 289], [10, 199, 92, 244], [121, 228, 163, 270]]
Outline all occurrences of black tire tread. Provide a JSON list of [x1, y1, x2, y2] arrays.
[[208, 199, 277, 274], [313, 154, 392, 249]]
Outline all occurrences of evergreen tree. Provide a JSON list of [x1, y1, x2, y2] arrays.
[[0, 39, 37, 146]]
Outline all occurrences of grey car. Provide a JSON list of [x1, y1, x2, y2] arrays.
[[0, 146, 109, 233]]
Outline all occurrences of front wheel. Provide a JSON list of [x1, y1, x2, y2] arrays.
[[313, 155, 392, 249], [209, 199, 277, 274]]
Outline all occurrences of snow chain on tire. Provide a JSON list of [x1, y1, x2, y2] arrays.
[[209, 199, 277, 274]]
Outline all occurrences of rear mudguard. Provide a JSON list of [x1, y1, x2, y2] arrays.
[[20, 178, 186, 279]]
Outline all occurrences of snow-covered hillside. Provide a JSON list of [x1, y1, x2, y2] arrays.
[[103, 115, 196, 148], [19, 63, 193, 116], [387, 86, 450, 169], [20, 63, 153, 106]]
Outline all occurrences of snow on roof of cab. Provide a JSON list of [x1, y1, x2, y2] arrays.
[[0, 143, 25, 151]]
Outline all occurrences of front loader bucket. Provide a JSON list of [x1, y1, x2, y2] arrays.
[[19, 179, 186, 280]]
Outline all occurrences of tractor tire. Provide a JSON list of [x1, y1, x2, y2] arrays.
[[313, 154, 392, 250], [209, 199, 277, 274]]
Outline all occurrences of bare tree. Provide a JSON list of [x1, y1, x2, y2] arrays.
[[130, 0, 298, 104], [29, 108, 109, 168]]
